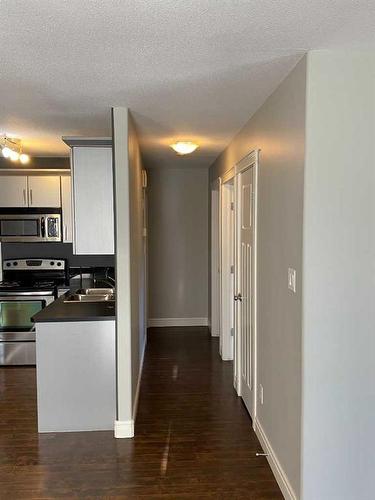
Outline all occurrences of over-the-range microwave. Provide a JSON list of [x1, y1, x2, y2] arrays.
[[0, 209, 62, 242]]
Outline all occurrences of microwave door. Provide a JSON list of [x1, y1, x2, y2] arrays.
[[0, 217, 40, 242]]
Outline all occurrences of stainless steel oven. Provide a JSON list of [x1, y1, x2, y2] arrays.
[[0, 211, 61, 242], [0, 290, 54, 365], [0, 258, 67, 365]]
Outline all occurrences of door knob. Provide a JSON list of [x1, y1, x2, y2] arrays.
[[234, 293, 242, 302]]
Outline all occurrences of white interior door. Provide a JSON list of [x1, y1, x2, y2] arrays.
[[235, 165, 255, 417]]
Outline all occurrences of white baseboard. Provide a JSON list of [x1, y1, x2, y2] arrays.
[[115, 332, 147, 439], [114, 419, 134, 438], [132, 333, 147, 421], [254, 418, 297, 500], [148, 317, 208, 327]]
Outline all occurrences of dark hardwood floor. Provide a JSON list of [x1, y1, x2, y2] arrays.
[[0, 327, 282, 499]]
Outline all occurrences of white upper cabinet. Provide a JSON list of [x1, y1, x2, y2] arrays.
[[71, 146, 114, 255], [61, 176, 73, 243], [0, 176, 28, 207], [28, 176, 61, 207]]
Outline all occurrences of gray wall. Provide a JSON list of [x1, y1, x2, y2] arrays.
[[0, 157, 69, 170], [112, 107, 147, 431], [112, 107, 133, 427], [210, 56, 307, 498], [148, 167, 209, 320], [301, 51, 375, 500], [112, 107, 147, 437], [128, 114, 147, 405]]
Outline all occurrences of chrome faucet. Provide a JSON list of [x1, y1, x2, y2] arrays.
[[102, 268, 115, 288]]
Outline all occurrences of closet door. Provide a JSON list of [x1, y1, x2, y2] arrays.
[[236, 165, 255, 417]]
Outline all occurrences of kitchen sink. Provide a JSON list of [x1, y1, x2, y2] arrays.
[[64, 288, 115, 303], [75, 288, 115, 296]]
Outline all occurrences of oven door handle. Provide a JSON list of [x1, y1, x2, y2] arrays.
[[0, 294, 53, 298], [41, 217, 46, 238]]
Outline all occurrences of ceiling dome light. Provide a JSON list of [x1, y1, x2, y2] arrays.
[[2, 147, 12, 158], [9, 150, 20, 162], [19, 153, 30, 164], [170, 141, 199, 155]]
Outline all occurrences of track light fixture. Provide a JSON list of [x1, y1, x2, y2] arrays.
[[0, 136, 30, 164]]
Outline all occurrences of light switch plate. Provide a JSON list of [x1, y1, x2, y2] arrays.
[[288, 268, 296, 293]]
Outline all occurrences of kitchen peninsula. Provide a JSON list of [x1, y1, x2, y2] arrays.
[[33, 293, 116, 433]]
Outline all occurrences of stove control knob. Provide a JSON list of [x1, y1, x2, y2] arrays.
[[57, 262, 62, 267], [6, 262, 11, 267], [50, 261, 55, 266], [13, 262, 18, 266]]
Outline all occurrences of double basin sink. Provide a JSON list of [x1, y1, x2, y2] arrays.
[[64, 288, 115, 303]]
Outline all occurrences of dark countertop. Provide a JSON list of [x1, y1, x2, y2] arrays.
[[32, 293, 115, 323]]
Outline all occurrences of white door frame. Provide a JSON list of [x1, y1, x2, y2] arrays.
[[210, 178, 221, 337], [220, 174, 235, 361], [234, 150, 259, 422]]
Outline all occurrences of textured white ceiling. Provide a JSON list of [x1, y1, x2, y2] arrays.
[[1, 0, 375, 168]]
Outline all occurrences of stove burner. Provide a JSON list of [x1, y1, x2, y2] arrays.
[[0, 281, 21, 288], [33, 281, 56, 287]]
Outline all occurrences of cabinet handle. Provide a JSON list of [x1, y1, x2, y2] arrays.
[[23, 189, 26, 206], [40, 217, 45, 238], [30, 189, 33, 205], [64, 225, 67, 241]]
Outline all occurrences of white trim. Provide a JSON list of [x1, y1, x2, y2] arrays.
[[210, 178, 221, 337], [114, 419, 134, 438], [235, 149, 260, 175], [148, 317, 208, 327], [253, 150, 259, 421], [220, 179, 235, 361], [114, 333, 147, 439], [132, 333, 147, 421], [221, 167, 235, 184], [254, 418, 297, 500]]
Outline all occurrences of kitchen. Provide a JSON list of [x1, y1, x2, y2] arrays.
[[0, 136, 117, 433]]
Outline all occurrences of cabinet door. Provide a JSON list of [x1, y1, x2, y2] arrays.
[[0, 176, 28, 207], [61, 176, 73, 243], [28, 176, 61, 207], [72, 147, 114, 254]]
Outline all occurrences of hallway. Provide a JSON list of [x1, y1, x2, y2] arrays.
[[0, 328, 282, 498]]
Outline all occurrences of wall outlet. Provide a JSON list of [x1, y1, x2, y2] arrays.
[[259, 384, 264, 405], [288, 268, 296, 293]]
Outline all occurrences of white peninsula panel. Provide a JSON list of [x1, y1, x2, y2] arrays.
[[36, 320, 115, 432]]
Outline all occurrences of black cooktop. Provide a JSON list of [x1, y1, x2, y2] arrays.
[[0, 280, 63, 293]]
